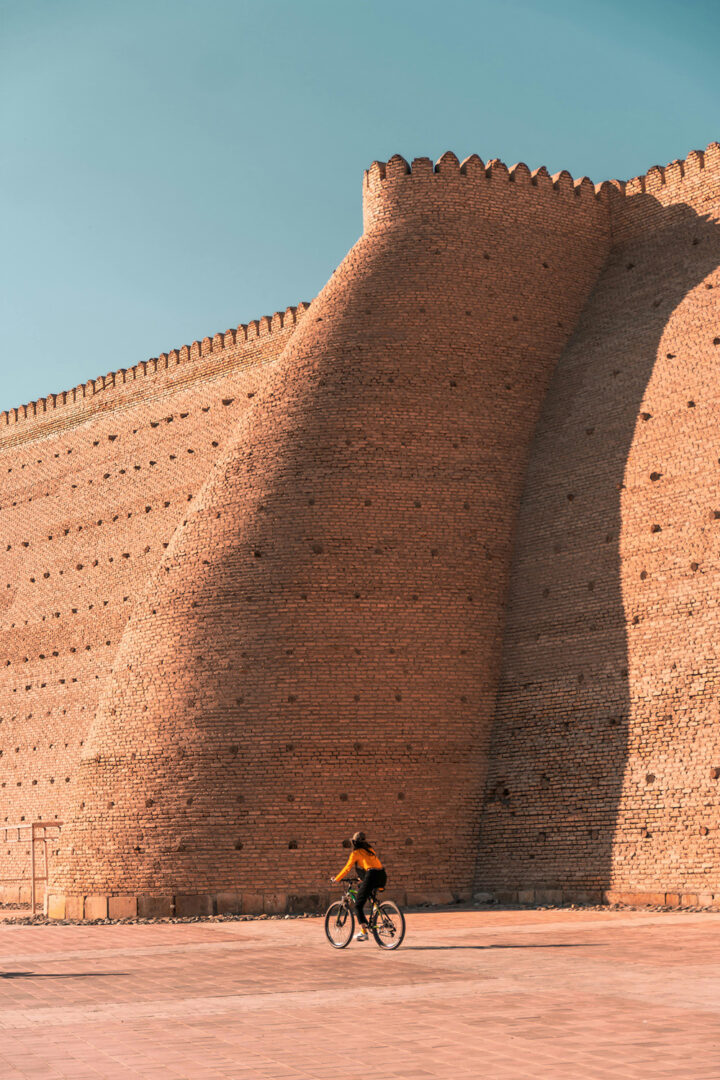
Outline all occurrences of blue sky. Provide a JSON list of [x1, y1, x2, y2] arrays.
[[1, 0, 719, 412]]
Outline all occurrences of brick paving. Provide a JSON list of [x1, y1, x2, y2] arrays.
[[0, 908, 718, 1079]]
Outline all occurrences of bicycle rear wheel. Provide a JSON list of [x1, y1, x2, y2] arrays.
[[324, 901, 355, 948], [371, 900, 405, 950]]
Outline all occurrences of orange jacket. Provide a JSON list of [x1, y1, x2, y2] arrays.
[[334, 846, 383, 882]]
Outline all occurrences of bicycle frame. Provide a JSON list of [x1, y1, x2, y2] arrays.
[[342, 882, 383, 928]]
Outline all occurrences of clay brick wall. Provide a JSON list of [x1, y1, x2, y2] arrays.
[[0, 308, 305, 901], [476, 143, 720, 907], [48, 152, 611, 915], [4, 141, 719, 918]]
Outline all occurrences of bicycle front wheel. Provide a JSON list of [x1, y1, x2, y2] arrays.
[[371, 901, 405, 950], [324, 901, 355, 948]]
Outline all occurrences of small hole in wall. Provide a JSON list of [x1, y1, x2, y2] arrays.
[[404, 837, 413, 846], [342, 839, 351, 848], [688, 401, 696, 408], [667, 353, 676, 359], [650, 472, 662, 482], [651, 524, 662, 533], [641, 412, 652, 421], [640, 570, 648, 580], [691, 562, 699, 571], [645, 773, 656, 784], [235, 840, 244, 850], [339, 793, 348, 802], [288, 840, 298, 850]]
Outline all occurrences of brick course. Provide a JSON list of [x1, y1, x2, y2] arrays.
[[1, 143, 719, 916]]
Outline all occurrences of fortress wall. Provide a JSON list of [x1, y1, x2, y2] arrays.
[[0, 310, 303, 900], [610, 142, 720, 243], [49, 153, 611, 916], [476, 143, 720, 905]]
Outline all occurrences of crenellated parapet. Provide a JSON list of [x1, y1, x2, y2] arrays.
[[617, 140, 720, 203], [0, 302, 310, 441], [362, 151, 613, 233], [606, 141, 720, 243], [363, 143, 720, 243]]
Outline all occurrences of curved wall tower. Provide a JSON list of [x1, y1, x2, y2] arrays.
[[50, 153, 611, 914]]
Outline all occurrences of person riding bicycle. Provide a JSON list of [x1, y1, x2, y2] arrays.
[[332, 831, 387, 942]]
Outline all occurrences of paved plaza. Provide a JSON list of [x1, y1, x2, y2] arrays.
[[0, 907, 718, 1079]]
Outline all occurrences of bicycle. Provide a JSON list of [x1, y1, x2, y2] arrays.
[[324, 878, 405, 950]]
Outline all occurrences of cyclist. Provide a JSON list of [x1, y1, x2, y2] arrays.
[[332, 831, 387, 941]]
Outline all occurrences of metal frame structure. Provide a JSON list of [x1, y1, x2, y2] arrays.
[[1, 821, 63, 914]]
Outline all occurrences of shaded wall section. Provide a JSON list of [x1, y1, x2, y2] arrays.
[[476, 144, 720, 905], [50, 154, 610, 912]]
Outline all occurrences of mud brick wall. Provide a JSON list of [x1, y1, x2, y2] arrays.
[[50, 152, 610, 911], [476, 143, 720, 907], [0, 309, 305, 900], [3, 141, 720, 918]]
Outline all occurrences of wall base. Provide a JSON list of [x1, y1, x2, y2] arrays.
[[46, 885, 720, 920], [480, 887, 720, 909], [46, 887, 418, 921]]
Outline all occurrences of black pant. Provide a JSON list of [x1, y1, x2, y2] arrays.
[[355, 868, 387, 926]]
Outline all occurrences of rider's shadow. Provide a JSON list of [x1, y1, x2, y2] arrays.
[[403, 942, 604, 950], [0, 970, 126, 978]]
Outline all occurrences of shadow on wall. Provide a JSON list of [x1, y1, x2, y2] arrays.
[[476, 194, 720, 902]]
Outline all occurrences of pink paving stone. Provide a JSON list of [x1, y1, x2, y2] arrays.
[[0, 909, 719, 1078]]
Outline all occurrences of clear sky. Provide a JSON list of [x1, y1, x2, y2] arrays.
[[2, 0, 719, 412]]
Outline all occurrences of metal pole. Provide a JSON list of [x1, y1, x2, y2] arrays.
[[30, 825, 36, 915], [43, 832, 49, 915]]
